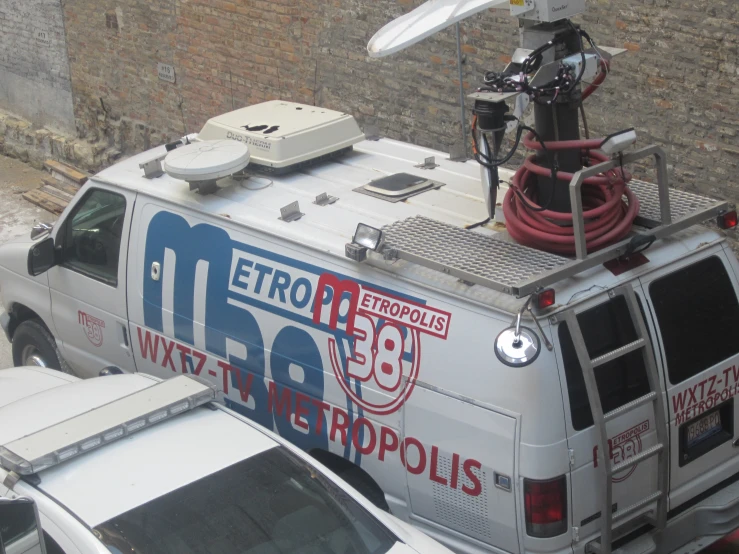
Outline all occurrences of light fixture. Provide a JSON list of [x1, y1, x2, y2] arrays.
[[353, 223, 384, 251]]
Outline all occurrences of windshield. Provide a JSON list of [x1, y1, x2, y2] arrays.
[[92, 446, 397, 554]]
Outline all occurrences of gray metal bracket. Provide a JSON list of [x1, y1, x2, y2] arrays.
[[279, 201, 304, 222], [139, 154, 167, 179], [415, 156, 439, 170], [313, 192, 338, 206]]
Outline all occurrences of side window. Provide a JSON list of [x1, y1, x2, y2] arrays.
[[649, 256, 739, 385], [560, 295, 651, 431], [62, 189, 127, 286]]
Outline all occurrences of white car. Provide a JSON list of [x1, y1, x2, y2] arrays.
[[0, 367, 452, 554]]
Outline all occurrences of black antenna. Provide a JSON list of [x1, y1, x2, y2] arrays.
[[178, 97, 188, 137], [229, 70, 235, 111]]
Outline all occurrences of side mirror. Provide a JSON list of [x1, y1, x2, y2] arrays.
[[0, 497, 45, 554], [27, 238, 57, 277]]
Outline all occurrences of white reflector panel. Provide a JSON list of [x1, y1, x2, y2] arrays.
[[0, 375, 216, 475], [368, 0, 509, 58]]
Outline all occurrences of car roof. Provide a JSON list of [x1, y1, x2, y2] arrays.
[[0, 371, 278, 527], [92, 136, 723, 316], [0, 367, 79, 410]]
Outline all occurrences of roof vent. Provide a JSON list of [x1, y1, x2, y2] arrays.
[[163, 140, 250, 195], [197, 100, 365, 175], [356, 173, 445, 203]]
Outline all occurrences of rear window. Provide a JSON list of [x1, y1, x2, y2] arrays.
[[93, 446, 396, 554], [649, 256, 739, 385], [560, 295, 651, 431]]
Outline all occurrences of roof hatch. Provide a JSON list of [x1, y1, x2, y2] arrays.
[[357, 173, 445, 202]]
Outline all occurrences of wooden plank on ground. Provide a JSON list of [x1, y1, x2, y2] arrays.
[[22, 189, 67, 215], [40, 185, 74, 203], [44, 159, 89, 185], [41, 176, 80, 197]]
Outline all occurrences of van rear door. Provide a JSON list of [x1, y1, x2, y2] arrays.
[[639, 250, 739, 510], [556, 287, 664, 547]]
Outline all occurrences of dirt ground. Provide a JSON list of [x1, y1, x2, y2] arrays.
[[0, 154, 52, 368]]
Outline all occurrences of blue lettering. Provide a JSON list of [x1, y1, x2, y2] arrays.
[[270, 326, 328, 451], [253, 263, 274, 295], [231, 258, 253, 290], [290, 278, 313, 309], [269, 270, 291, 303]]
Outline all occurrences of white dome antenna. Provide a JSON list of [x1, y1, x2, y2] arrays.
[[163, 140, 251, 195]]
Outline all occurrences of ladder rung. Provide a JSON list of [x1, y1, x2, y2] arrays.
[[605, 392, 658, 422], [613, 491, 663, 522], [591, 339, 646, 368], [611, 444, 664, 474]]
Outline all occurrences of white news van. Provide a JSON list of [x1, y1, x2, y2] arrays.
[[2, 101, 739, 554]]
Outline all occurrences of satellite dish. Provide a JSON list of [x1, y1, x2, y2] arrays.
[[164, 140, 251, 194], [368, 0, 509, 58]]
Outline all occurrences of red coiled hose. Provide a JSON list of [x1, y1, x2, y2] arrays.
[[502, 60, 639, 256]]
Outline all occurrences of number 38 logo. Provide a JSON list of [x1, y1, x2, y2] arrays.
[[315, 276, 428, 416]]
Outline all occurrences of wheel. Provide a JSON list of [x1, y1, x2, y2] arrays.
[[12, 319, 71, 373], [338, 466, 390, 512]]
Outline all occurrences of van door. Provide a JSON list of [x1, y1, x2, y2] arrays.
[[403, 385, 519, 554], [47, 186, 136, 377], [556, 287, 664, 546], [639, 251, 739, 510]]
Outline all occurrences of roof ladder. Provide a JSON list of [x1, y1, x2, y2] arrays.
[[563, 285, 668, 554]]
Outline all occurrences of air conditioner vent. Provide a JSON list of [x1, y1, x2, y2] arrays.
[[356, 173, 445, 203]]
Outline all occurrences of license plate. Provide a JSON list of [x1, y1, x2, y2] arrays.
[[687, 411, 722, 448]]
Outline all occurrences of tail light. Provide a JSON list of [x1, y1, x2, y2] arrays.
[[536, 288, 556, 310], [718, 210, 738, 230], [524, 476, 568, 538]]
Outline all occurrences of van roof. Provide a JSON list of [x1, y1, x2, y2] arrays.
[[93, 137, 724, 316]]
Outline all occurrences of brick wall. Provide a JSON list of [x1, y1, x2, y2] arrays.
[[0, 0, 75, 134], [18, 0, 739, 203]]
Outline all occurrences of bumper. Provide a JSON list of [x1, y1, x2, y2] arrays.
[[0, 311, 11, 343], [596, 478, 739, 554]]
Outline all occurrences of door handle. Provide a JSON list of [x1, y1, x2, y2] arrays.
[[151, 262, 161, 281], [122, 326, 129, 347]]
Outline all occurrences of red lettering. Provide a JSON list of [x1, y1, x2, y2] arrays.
[[451, 453, 460, 489], [372, 295, 383, 311], [219, 361, 254, 403], [686, 385, 698, 405], [175, 344, 191, 373], [352, 418, 377, 456], [410, 309, 421, 323], [312, 274, 360, 334], [430, 446, 448, 485], [379, 427, 399, 461], [330, 408, 350, 446], [389, 302, 401, 317], [707, 375, 718, 397], [420, 311, 429, 328], [434, 316, 446, 332], [361, 294, 372, 309], [293, 392, 310, 431], [380, 299, 391, 314], [268, 382, 292, 418], [462, 459, 483, 496], [672, 390, 689, 414], [160, 338, 176, 371], [400, 306, 411, 318], [401, 438, 426, 475], [191, 350, 207, 376], [311, 399, 330, 436], [137, 328, 160, 362]]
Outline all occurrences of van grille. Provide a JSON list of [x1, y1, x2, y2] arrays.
[[432, 454, 492, 542]]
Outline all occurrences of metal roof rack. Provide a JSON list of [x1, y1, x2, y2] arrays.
[[372, 146, 733, 298]]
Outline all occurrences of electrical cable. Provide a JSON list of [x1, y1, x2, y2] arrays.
[[500, 58, 641, 255]]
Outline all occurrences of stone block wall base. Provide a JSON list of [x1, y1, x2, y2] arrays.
[[0, 109, 120, 173]]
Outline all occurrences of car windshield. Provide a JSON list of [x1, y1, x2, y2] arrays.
[[92, 446, 397, 554]]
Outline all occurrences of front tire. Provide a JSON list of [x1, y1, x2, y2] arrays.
[[12, 319, 70, 373]]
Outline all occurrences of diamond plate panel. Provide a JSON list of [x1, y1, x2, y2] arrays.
[[382, 216, 568, 289], [630, 179, 719, 223]]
